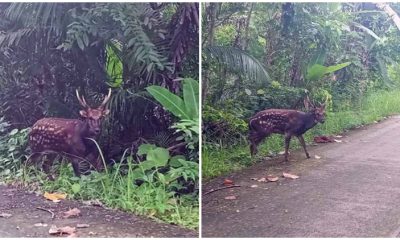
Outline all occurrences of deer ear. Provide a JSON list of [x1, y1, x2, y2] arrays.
[[103, 109, 110, 116], [79, 110, 88, 118], [304, 99, 310, 110]]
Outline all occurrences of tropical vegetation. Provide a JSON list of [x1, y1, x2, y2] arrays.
[[202, 2, 400, 179], [0, 3, 199, 229]]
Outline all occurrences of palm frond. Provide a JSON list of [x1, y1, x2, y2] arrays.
[[204, 46, 271, 84]]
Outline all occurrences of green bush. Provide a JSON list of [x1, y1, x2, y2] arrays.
[[0, 117, 29, 178]]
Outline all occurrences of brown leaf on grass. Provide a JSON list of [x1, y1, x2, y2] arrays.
[[223, 179, 234, 186], [224, 195, 237, 200], [282, 172, 299, 179], [63, 208, 81, 218], [49, 225, 76, 236], [76, 224, 90, 228], [333, 139, 342, 143], [267, 175, 279, 182], [0, 213, 12, 218], [250, 185, 258, 188], [44, 192, 67, 203]]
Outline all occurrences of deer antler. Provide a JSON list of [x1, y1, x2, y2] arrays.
[[99, 88, 112, 108], [76, 89, 89, 109]]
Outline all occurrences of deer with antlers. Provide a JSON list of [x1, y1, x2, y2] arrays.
[[28, 89, 112, 177], [248, 96, 326, 161]]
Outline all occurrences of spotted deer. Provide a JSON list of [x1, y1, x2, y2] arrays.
[[248, 97, 326, 161], [28, 89, 112, 177]]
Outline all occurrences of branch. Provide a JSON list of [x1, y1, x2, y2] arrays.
[[375, 2, 400, 31], [203, 185, 241, 195]]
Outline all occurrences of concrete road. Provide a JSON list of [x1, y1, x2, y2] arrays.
[[0, 185, 197, 237], [202, 116, 400, 237]]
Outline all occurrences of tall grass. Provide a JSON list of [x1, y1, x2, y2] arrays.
[[202, 90, 400, 179], [17, 143, 199, 230]]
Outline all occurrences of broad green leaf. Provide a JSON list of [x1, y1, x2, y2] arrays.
[[306, 62, 351, 82], [182, 78, 199, 119], [325, 62, 351, 74], [137, 144, 157, 156], [146, 86, 190, 119], [169, 155, 186, 168], [138, 160, 158, 171], [71, 183, 81, 194], [76, 36, 84, 50], [306, 64, 326, 82], [146, 147, 170, 167], [9, 129, 18, 136]]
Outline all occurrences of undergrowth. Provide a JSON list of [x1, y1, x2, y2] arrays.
[[203, 89, 400, 179], [20, 161, 198, 229], [0, 129, 199, 229]]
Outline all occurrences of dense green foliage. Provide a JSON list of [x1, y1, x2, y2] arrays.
[[202, 3, 400, 178], [0, 3, 199, 229]]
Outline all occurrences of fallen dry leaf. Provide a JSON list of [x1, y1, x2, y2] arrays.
[[63, 208, 81, 218], [44, 192, 67, 203], [0, 213, 12, 218], [224, 195, 237, 200], [250, 177, 258, 181], [267, 175, 279, 182], [82, 199, 103, 207], [315, 155, 321, 159], [76, 224, 90, 228], [257, 177, 267, 182], [278, 151, 285, 155], [34, 223, 48, 227], [333, 139, 342, 143], [283, 172, 299, 179], [314, 135, 334, 143], [49, 225, 76, 236], [223, 179, 234, 186], [250, 185, 258, 188], [335, 135, 343, 138]]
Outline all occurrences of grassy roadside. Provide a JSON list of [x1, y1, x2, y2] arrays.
[[9, 163, 199, 229], [202, 89, 400, 180]]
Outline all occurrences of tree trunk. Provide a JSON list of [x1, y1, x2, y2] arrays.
[[376, 3, 400, 31], [242, 3, 255, 51], [203, 3, 218, 104]]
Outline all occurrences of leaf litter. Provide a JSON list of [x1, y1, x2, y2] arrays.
[[63, 208, 81, 218]]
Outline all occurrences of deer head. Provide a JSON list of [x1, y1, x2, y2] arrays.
[[76, 88, 112, 136], [304, 95, 326, 124]]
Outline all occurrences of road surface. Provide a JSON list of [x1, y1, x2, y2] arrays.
[[0, 184, 197, 237], [202, 116, 400, 237]]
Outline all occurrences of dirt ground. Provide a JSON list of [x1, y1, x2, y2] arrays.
[[202, 116, 400, 237], [0, 184, 197, 238]]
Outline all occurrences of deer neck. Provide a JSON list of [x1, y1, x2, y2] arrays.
[[81, 119, 97, 138], [304, 112, 318, 130]]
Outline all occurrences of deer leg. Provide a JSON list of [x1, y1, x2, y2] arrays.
[[284, 133, 292, 161], [85, 151, 103, 172], [70, 158, 82, 177], [249, 132, 268, 156], [297, 135, 310, 158], [42, 156, 53, 174]]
